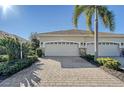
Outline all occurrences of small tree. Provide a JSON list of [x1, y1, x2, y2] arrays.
[[22, 42, 32, 58], [36, 48, 42, 57], [30, 32, 39, 51]]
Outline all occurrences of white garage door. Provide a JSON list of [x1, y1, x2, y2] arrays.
[[45, 42, 79, 56], [86, 42, 120, 56]]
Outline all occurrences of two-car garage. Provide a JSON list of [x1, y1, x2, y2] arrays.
[[44, 41, 120, 57]]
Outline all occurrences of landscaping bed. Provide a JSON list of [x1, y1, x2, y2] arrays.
[[0, 33, 42, 83], [0, 56, 38, 83], [81, 54, 124, 82], [101, 66, 124, 82]]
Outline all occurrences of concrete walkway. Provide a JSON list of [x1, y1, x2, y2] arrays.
[[0, 57, 124, 87]]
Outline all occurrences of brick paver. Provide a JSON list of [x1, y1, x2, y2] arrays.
[[0, 57, 124, 87]]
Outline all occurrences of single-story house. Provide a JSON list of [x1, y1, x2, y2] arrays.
[[36, 29, 124, 57]]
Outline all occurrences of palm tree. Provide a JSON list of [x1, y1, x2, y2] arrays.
[[73, 5, 115, 60]]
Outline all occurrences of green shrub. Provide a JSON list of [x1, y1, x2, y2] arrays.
[[36, 48, 42, 57], [0, 55, 38, 76], [82, 54, 94, 62], [97, 57, 121, 70], [104, 60, 121, 70], [27, 55, 38, 63], [0, 63, 7, 75], [22, 42, 31, 58], [0, 36, 20, 60], [81, 54, 121, 70], [27, 50, 36, 56], [0, 46, 7, 55], [0, 55, 9, 62]]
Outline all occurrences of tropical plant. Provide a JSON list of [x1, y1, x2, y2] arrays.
[[0, 55, 9, 62], [30, 32, 40, 51], [36, 48, 43, 57], [0, 36, 20, 60], [0, 46, 7, 55], [73, 5, 115, 60], [22, 42, 32, 58]]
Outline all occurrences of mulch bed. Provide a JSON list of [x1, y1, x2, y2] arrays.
[[101, 66, 124, 82]]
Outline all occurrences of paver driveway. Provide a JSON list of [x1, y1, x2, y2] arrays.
[[0, 57, 124, 87]]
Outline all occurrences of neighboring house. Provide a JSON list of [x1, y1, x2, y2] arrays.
[[36, 29, 124, 57], [0, 31, 28, 42]]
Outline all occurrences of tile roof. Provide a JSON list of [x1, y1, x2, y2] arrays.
[[0, 31, 27, 42], [38, 29, 123, 36]]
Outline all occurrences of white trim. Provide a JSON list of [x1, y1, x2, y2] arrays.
[[86, 41, 120, 44], [44, 40, 79, 43], [86, 41, 123, 48], [40, 40, 124, 49], [43, 40, 80, 48]]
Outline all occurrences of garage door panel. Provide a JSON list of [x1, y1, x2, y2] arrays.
[[86, 44, 120, 56], [45, 44, 79, 56]]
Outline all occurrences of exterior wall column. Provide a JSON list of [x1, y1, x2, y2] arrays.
[[43, 42, 45, 48], [79, 42, 81, 48], [39, 41, 42, 47]]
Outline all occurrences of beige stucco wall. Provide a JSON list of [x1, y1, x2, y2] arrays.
[[38, 35, 124, 57]]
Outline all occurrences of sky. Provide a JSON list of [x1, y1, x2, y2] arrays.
[[0, 5, 124, 39]]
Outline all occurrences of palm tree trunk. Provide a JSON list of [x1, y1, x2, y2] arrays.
[[94, 6, 98, 61]]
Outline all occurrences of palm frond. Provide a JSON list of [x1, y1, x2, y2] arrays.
[[73, 5, 87, 28], [98, 6, 115, 31], [107, 11, 115, 31], [85, 7, 94, 31]]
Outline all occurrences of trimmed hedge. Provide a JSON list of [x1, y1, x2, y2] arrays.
[[0, 56, 38, 76], [97, 58, 121, 70], [0, 55, 9, 62], [81, 54, 121, 70]]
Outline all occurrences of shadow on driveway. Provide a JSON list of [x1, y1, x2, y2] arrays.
[[44, 56, 97, 68], [0, 61, 44, 87]]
